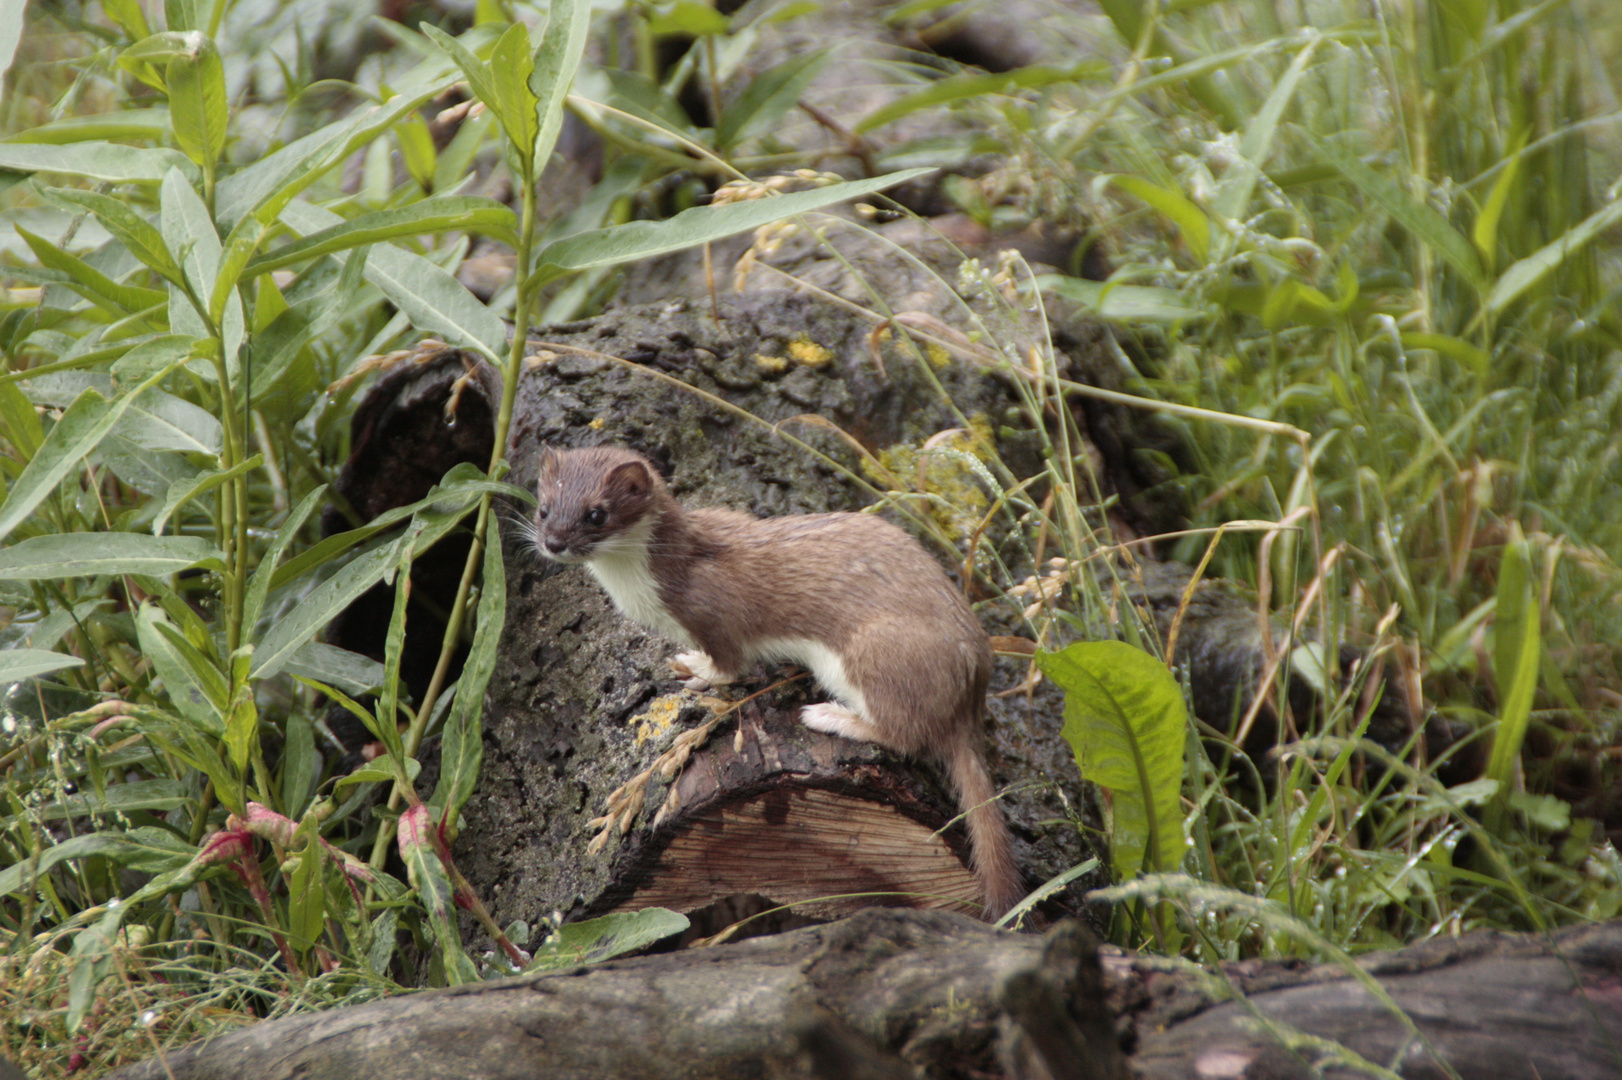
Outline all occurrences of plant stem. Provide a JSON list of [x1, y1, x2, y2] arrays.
[[369, 150, 541, 871]]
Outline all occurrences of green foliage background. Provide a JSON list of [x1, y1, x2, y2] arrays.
[[1, 0, 1620, 1073]]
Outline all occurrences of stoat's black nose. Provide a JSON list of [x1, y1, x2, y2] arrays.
[[544, 536, 568, 555]]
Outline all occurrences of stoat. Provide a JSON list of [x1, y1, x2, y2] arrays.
[[530, 445, 1024, 919]]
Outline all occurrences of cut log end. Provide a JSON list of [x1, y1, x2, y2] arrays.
[[585, 703, 991, 923], [615, 785, 983, 920]]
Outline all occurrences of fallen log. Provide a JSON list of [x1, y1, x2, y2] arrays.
[[106, 910, 1622, 1080]]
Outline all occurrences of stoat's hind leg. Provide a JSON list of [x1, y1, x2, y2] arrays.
[[801, 702, 886, 745], [672, 650, 733, 691]]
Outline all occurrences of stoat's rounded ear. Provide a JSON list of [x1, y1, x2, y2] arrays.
[[537, 444, 562, 475], [604, 458, 651, 499]]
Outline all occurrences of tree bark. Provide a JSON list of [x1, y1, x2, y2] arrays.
[[106, 911, 1622, 1080]]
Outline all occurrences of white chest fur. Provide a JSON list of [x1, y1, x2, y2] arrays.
[[584, 520, 692, 646]]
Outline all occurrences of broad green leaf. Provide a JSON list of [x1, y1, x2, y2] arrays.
[[0, 364, 185, 544], [1105, 175, 1211, 265], [0, 380, 44, 458], [242, 197, 518, 277], [2, 108, 169, 145], [67, 907, 122, 1032], [254, 481, 489, 680], [253, 544, 402, 682], [420, 24, 504, 147], [286, 817, 327, 947], [1509, 791, 1570, 832], [102, 0, 152, 39], [1309, 131, 1485, 290], [210, 214, 268, 324], [536, 169, 934, 278], [397, 805, 480, 984], [123, 28, 198, 60], [134, 605, 221, 730], [0, 0, 23, 102], [223, 674, 257, 774], [112, 826, 196, 872], [214, 58, 456, 227], [137, 605, 227, 727], [1473, 129, 1527, 273], [248, 246, 370, 398], [376, 548, 413, 764], [167, 44, 228, 170], [0, 648, 86, 683], [215, 124, 354, 228], [241, 485, 325, 633], [280, 713, 318, 816], [1485, 198, 1622, 316], [0, 142, 195, 184], [30, 778, 189, 823], [5, 599, 108, 652], [0, 532, 225, 580], [44, 188, 185, 285], [855, 62, 1100, 136], [1210, 35, 1319, 223], [717, 50, 830, 150], [153, 453, 260, 536], [644, 0, 728, 36], [161, 168, 243, 369], [110, 334, 194, 383], [1037, 274, 1212, 323], [283, 641, 386, 697], [1037, 641, 1187, 879], [123, 389, 222, 456], [97, 434, 201, 498], [365, 908, 399, 975], [524, 908, 690, 973], [278, 200, 507, 362], [393, 115, 437, 191], [1399, 332, 1489, 377], [0, 832, 131, 897], [432, 526, 502, 816], [1259, 277, 1340, 330], [1486, 524, 1539, 828], [491, 22, 539, 160], [1415, 777, 1500, 817], [363, 239, 505, 361], [17, 227, 168, 314], [530, 0, 592, 168], [267, 471, 512, 590], [336, 757, 420, 790]]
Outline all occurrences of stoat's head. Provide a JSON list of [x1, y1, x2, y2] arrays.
[[533, 446, 663, 563]]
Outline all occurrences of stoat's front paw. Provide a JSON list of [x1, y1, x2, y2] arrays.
[[671, 650, 731, 691]]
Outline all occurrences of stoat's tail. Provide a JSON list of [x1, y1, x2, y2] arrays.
[[945, 734, 1024, 920]]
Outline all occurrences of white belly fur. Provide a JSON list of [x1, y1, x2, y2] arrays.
[[749, 637, 872, 724], [585, 520, 693, 646]]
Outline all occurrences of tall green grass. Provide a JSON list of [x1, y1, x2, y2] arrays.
[[1020, 0, 1622, 950]]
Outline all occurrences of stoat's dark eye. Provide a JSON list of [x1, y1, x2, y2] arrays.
[[586, 507, 607, 527], [536, 504, 550, 520]]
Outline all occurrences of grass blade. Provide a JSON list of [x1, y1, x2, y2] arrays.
[[1308, 131, 1485, 290]]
